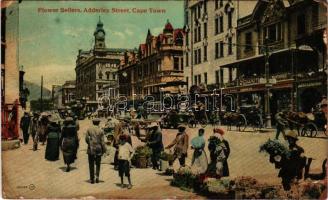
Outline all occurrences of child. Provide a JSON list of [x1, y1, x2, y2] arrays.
[[118, 134, 134, 189]]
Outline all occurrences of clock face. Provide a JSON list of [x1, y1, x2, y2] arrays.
[[97, 31, 105, 38]]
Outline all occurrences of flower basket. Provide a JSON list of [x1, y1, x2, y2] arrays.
[[259, 139, 289, 157], [171, 167, 198, 191], [131, 145, 152, 168], [135, 155, 148, 168]]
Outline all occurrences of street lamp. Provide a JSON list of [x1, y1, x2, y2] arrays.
[[264, 38, 272, 128]]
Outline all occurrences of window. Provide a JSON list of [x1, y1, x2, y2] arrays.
[[215, 70, 220, 84], [106, 73, 110, 80], [219, 0, 223, 7], [181, 58, 184, 70], [197, 4, 201, 19], [194, 28, 197, 42], [204, 0, 207, 13], [215, 17, 219, 35], [186, 53, 189, 66], [194, 50, 198, 64], [195, 49, 201, 64], [219, 16, 224, 33], [220, 69, 224, 86], [297, 14, 306, 35], [229, 68, 232, 82], [186, 77, 189, 88], [228, 37, 233, 55], [228, 11, 232, 29], [204, 22, 207, 38], [245, 32, 253, 51], [204, 72, 208, 84], [204, 45, 207, 61], [194, 7, 197, 22], [194, 75, 198, 85], [264, 23, 282, 42], [220, 41, 224, 57], [215, 0, 218, 9], [198, 26, 201, 41], [113, 74, 116, 80], [186, 32, 189, 46], [198, 74, 202, 84], [174, 57, 179, 70], [215, 42, 219, 59]]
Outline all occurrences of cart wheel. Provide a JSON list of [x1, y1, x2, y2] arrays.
[[237, 114, 247, 132], [188, 118, 195, 128], [200, 119, 207, 128], [302, 123, 318, 137]]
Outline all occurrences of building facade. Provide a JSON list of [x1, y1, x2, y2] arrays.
[[221, 0, 327, 117], [61, 80, 75, 106], [183, 0, 257, 92], [1, 0, 24, 140], [118, 20, 185, 100], [75, 19, 126, 111]]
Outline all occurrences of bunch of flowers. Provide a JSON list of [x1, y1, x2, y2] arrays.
[[259, 139, 290, 157], [301, 180, 326, 199], [205, 178, 232, 194], [131, 145, 152, 168], [171, 167, 198, 191], [133, 145, 152, 158]]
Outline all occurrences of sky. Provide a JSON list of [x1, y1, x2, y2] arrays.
[[19, 1, 184, 89]]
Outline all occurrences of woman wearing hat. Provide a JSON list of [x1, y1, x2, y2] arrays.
[[207, 128, 230, 178], [166, 125, 189, 167], [271, 130, 306, 191], [60, 117, 79, 172], [45, 117, 61, 161]]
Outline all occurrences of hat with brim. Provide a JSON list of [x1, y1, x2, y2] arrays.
[[286, 130, 298, 140], [92, 118, 101, 123], [65, 117, 74, 122], [213, 128, 225, 135], [148, 122, 158, 128]]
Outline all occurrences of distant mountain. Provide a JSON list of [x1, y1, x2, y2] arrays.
[[25, 80, 52, 101]]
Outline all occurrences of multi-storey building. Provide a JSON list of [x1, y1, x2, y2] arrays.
[[61, 80, 75, 106], [221, 0, 326, 118], [1, 0, 24, 141], [183, 0, 257, 91], [118, 20, 185, 100], [75, 19, 126, 111]]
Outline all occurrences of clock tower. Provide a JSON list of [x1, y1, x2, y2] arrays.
[[94, 17, 106, 50]]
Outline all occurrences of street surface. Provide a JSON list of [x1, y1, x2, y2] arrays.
[[2, 119, 327, 198]]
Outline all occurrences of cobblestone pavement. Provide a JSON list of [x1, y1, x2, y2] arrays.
[[2, 119, 327, 198]]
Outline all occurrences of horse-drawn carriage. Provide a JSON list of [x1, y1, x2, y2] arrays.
[[222, 105, 264, 132], [286, 111, 327, 137]]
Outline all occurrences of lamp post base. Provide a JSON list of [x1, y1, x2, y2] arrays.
[[266, 114, 272, 129]]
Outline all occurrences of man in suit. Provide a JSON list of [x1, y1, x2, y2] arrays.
[[20, 112, 31, 144], [85, 118, 107, 184]]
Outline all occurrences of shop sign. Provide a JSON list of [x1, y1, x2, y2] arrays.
[[297, 82, 322, 88]]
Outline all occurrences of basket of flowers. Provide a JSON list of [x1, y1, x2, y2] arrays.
[[160, 151, 174, 171], [131, 145, 152, 168], [202, 178, 235, 198], [171, 167, 198, 191], [259, 139, 290, 158]]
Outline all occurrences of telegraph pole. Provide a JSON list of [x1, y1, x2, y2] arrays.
[[40, 76, 43, 112]]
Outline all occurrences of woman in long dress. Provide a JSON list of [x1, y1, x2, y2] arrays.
[[45, 118, 61, 161], [207, 128, 230, 178], [60, 117, 79, 172], [191, 128, 208, 174]]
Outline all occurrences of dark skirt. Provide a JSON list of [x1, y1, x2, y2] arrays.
[[45, 138, 60, 161], [61, 137, 78, 165], [118, 160, 130, 177]]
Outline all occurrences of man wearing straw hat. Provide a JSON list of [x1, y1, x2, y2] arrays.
[[142, 122, 163, 170]]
